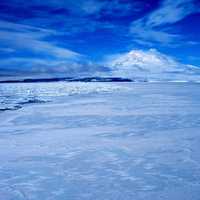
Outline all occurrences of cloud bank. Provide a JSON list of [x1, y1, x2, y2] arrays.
[[106, 49, 200, 81]]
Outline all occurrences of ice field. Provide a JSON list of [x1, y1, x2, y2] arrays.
[[0, 82, 200, 200]]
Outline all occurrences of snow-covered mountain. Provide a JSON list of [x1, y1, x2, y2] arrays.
[[107, 49, 200, 82]]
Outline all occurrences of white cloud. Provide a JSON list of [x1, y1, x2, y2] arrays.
[[80, 0, 105, 14], [0, 56, 107, 78], [0, 20, 80, 59], [147, 0, 197, 27], [105, 49, 200, 81], [131, 21, 178, 44], [0, 20, 94, 77], [130, 0, 199, 45]]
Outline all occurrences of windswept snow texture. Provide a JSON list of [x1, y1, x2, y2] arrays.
[[0, 82, 125, 111], [0, 82, 200, 200]]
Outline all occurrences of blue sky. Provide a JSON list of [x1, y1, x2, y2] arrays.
[[0, 0, 200, 77]]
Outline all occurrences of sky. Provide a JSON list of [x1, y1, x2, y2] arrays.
[[0, 0, 200, 78]]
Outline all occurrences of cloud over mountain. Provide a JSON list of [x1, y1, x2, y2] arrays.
[[106, 49, 200, 81]]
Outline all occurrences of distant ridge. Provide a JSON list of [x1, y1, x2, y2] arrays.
[[0, 77, 133, 83]]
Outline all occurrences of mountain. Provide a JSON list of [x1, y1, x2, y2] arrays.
[[0, 77, 132, 83], [107, 49, 200, 82]]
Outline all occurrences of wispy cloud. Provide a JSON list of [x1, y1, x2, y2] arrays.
[[0, 19, 90, 77], [0, 19, 108, 77], [0, 0, 143, 34], [130, 0, 200, 45], [0, 20, 80, 59], [146, 0, 198, 26]]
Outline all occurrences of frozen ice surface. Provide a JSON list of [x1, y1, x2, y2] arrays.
[[0, 82, 200, 200], [0, 82, 126, 111]]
